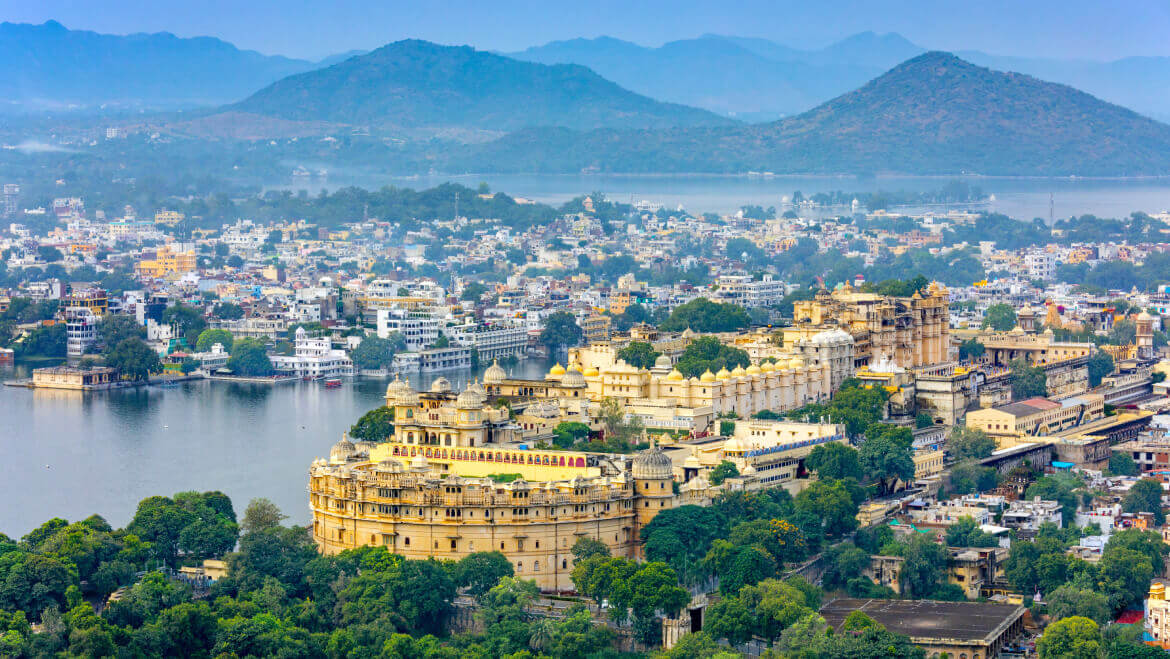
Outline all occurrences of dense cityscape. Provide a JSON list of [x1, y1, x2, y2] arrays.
[[6, 3, 1170, 658]]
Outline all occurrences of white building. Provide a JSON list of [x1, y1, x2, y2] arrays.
[[377, 308, 441, 351], [1001, 497, 1063, 531], [65, 307, 100, 357], [450, 322, 528, 360], [1024, 252, 1057, 281], [713, 274, 788, 308], [270, 327, 353, 379]]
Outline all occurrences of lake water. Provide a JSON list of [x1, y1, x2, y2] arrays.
[[0, 360, 552, 538], [287, 172, 1170, 221]]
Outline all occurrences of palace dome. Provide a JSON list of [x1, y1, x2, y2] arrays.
[[700, 369, 717, 383], [760, 360, 775, 372], [548, 363, 566, 377], [483, 359, 506, 384], [410, 452, 429, 471], [666, 368, 685, 381], [745, 364, 762, 375], [457, 386, 486, 409], [632, 442, 673, 480], [329, 435, 357, 463], [583, 365, 600, 377], [561, 368, 587, 388], [374, 458, 405, 473], [430, 377, 451, 393], [385, 374, 415, 403], [715, 367, 731, 380], [654, 354, 673, 369]]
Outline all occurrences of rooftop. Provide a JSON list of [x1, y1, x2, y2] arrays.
[[820, 598, 1025, 643]]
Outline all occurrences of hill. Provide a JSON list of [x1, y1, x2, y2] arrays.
[[511, 32, 923, 121], [229, 39, 732, 135], [0, 20, 330, 111], [454, 52, 1170, 176]]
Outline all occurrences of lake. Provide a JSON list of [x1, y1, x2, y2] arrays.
[[285, 172, 1170, 222], [0, 360, 552, 538]]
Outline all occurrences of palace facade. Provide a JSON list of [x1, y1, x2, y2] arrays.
[[309, 376, 676, 590], [791, 282, 951, 368]]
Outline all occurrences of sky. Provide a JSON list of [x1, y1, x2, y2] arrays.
[[0, 0, 1167, 61]]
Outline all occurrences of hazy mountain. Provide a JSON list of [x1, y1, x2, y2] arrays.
[[455, 52, 1170, 176], [0, 20, 329, 110], [229, 39, 732, 135], [510, 32, 923, 120]]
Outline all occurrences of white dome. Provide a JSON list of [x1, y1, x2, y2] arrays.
[[429, 377, 451, 393], [457, 386, 485, 409], [632, 443, 673, 480], [483, 359, 506, 384], [654, 354, 673, 369], [561, 368, 586, 388]]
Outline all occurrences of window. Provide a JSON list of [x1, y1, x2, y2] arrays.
[[404, 537, 410, 546]]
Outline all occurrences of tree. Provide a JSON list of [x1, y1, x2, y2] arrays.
[[659, 298, 750, 333], [571, 537, 610, 562], [948, 461, 999, 495], [227, 338, 273, 376], [1108, 452, 1138, 476], [161, 304, 207, 347], [794, 480, 859, 538], [1105, 528, 1169, 574], [98, 314, 145, 351], [1037, 616, 1102, 659], [1122, 477, 1165, 525], [552, 421, 591, 449], [958, 337, 986, 361], [104, 337, 160, 381], [213, 302, 245, 320], [805, 442, 863, 481], [859, 424, 915, 494], [948, 426, 996, 460], [454, 552, 514, 600], [37, 245, 63, 262], [1099, 547, 1154, 612], [915, 412, 933, 429], [616, 341, 660, 369], [945, 516, 998, 547], [350, 334, 403, 370], [898, 535, 948, 599], [982, 303, 1017, 331], [708, 461, 740, 485], [349, 407, 395, 442], [195, 328, 234, 353], [539, 311, 582, 358], [1047, 585, 1110, 624], [821, 543, 870, 591], [241, 498, 288, 535], [1010, 358, 1048, 400], [674, 335, 751, 379], [16, 323, 66, 357], [1087, 351, 1115, 387]]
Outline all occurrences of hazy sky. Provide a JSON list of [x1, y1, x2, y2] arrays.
[[1, 0, 1167, 61]]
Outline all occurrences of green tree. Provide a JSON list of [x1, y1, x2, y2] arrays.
[[1108, 452, 1138, 476], [805, 442, 863, 481], [1010, 358, 1048, 400], [105, 337, 160, 381], [948, 426, 996, 460], [617, 341, 661, 369], [708, 460, 740, 485], [948, 461, 999, 495], [349, 406, 395, 442], [162, 304, 207, 347], [1087, 350, 1115, 387], [539, 311, 583, 358], [571, 537, 610, 562], [350, 333, 405, 370], [195, 328, 234, 353], [821, 543, 870, 591], [659, 298, 750, 333], [1104, 528, 1169, 574], [982, 303, 1017, 331], [674, 335, 751, 378], [1047, 585, 1110, 624], [98, 314, 145, 351], [213, 302, 245, 320], [794, 480, 860, 538], [1037, 616, 1102, 659], [241, 498, 288, 535], [859, 424, 915, 494], [897, 534, 948, 599], [227, 338, 273, 376], [958, 337, 986, 360], [944, 516, 998, 547], [1122, 477, 1165, 525], [552, 421, 591, 449], [454, 551, 514, 600]]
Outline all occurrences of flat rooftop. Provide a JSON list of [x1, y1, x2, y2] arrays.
[[820, 598, 1025, 642]]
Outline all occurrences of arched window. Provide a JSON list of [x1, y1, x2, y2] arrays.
[[517, 562, 523, 572]]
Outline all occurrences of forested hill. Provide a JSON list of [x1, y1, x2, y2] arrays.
[[452, 52, 1170, 176], [229, 39, 733, 135]]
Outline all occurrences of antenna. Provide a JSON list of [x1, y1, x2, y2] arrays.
[[454, 191, 459, 222], [1049, 192, 1054, 225]]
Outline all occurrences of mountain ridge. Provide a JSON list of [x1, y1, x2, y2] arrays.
[[227, 39, 734, 135], [451, 51, 1170, 177]]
